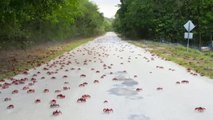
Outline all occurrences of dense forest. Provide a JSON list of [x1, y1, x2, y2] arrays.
[[0, 0, 111, 50], [114, 0, 213, 47]]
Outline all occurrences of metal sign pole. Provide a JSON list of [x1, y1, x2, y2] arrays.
[[187, 37, 189, 52], [187, 22, 191, 52]]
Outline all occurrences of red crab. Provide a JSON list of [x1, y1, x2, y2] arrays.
[[82, 94, 91, 99], [156, 66, 164, 69], [63, 86, 70, 90], [12, 90, 19, 94], [31, 78, 36, 81], [7, 104, 14, 109], [4, 97, 11, 102], [176, 81, 180, 84], [35, 99, 41, 103], [23, 86, 29, 90], [136, 88, 143, 92], [50, 99, 57, 104], [77, 98, 86, 103], [63, 75, 68, 78], [79, 84, 85, 87], [55, 90, 61, 93], [112, 78, 118, 81], [80, 74, 86, 78], [83, 82, 88, 85], [50, 103, 60, 108], [28, 83, 34, 86], [52, 110, 62, 116], [64, 82, 69, 84], [43, 89, 49, 93], [187, 68, 191, 71], [93, 80, 99, 83], [71, 68, 75, 70], [101, 75, 106, 79], [134, 75, 138, 78], [57, 94, 65, 99], [23, 71, 29, 75], [27, 89, 35, 93], [192, 73, 198, 76], [156, 87, 163, 90], [181, 80, 189, 84], [194, 107, 206, 112], [43, 67, 49, 70], [2, 84, 9, 89], [169, 68, 175, 71], [103, 108, 113, 113]]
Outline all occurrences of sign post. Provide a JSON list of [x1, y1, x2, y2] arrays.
[[184, 20, 195, 52]]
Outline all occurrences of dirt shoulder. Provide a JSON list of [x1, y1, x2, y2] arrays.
[[128, 40, 213, 79], [0, 37, 95, 80]]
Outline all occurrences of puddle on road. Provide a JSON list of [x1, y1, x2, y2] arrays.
[[122, 80, 138, 87], [127, 96, 143, 100], [113, 74, 138, 87], [128, 114, 150, 120], [108, 88, 138, 96], [116, 75, 131, 81], [109, 71, 140, 97], [112, 72, 135, 82], [111, 70, 138, 82]]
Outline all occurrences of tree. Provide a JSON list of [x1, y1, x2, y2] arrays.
[[113, 0, 213, 47], [0, 0, 107, 50]]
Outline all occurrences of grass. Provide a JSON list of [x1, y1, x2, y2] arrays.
[[128, 40, 213, 79], [0, 37, 95, 80]]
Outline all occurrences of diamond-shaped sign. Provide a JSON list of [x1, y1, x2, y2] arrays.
[[184, 20, 195, 32]]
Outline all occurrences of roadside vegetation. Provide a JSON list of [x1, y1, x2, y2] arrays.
[[0, 0, 112, 50], [129, 40, 213, 78], [114, 0, 212, 47], [0, 37, 94, 80], [0, 0, 114, 80]]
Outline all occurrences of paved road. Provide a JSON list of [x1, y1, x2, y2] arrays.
[[0, 32, 213, 120]]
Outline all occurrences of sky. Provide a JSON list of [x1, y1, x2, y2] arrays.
[[89, 0, 121, 18]]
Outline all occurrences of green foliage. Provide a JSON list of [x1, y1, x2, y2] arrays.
[[114, 0, 213, 46], [104, 18, 114, 32], [0, 0, 107, 50], [72, 0, 105, 36]]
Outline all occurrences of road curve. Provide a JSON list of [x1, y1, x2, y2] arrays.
[[0, 32, 213, 120]]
